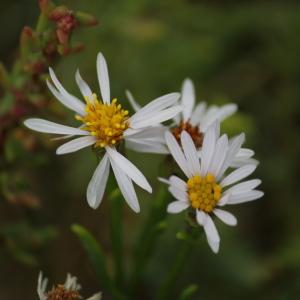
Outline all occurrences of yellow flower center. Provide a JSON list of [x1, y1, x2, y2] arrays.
[[76, 94, 129, 148], [187, 173, 222, 213]]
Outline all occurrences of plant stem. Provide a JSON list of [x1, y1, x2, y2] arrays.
[[109, 188, 125, 290], [128, 186, 168, 296], [156, 227, 200, 300]]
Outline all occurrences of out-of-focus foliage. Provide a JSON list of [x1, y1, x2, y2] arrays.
[[0, 0, 300, 299]]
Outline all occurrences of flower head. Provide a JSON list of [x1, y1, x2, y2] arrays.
[[37, 272, 101, 300], [127, 78, 257, 167], [160, 121, 263, 253], [24, 52, 182, 212]]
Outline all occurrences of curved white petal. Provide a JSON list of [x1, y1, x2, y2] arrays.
[[105, 146, 152, 193], [130, 93, 180, 123], [37, 272, 48, 300], [217, 193, 231, 206], [97, 52, 110, 104], [214, 209, 237, 226], [217, 133, 245, 180], [48, 68, 85, 115], [169, 175, 187, 192], [124, 126, 166, 141], [165, 131, 192, 177], [196, 210, 207, 226], [220, 164, 257, 187], [110, 159, 140, 213], [227, 190, 264, 204], [214, 104, 237, 122], [86, 154, 110, 209], [168, 186, 188, 202], [200, 121, 219, 176], [181, 131, 201, 175], [56, 136, 96, 155], [200, 106, 219, 132], [167, 201, 189, 213], [190, 102, 207, 126], [125, 139, 169, 154], [181, 78, 195, 121], [126, 90, 141, 112], [236, 148, 255, 158], [225, 179, 262, 195], [24, 118, 90, 136], [203, 215, 220, 253], [130, 105, 182, 129], [75, 69, 93, 99], [209, 134, 228, 177]]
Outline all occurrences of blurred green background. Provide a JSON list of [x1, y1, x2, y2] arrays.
[[1, 0, 300, 299]]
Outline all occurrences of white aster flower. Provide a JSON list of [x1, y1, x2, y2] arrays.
[[24, 52, 182, 212], [127, 78, 257, 166], [37, 272, 102, 300], [160, 122, 263, 253]]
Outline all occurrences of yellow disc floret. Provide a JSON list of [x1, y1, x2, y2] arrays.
[[187, 173, 222, 213], [76, 94, 129, 148]]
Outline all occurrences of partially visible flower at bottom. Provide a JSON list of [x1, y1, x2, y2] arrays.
[[159, 122, 263, 253], [38, 272, 102, 300]]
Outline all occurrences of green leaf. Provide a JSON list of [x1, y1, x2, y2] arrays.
[[71, 224, 112, 290], [178, 284, 199, 300], [71, 224, 126, 300]]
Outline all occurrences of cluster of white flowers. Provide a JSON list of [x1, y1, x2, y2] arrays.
[[24, 52, 263, 254]]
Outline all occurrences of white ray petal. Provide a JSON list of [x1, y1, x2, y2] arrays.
[[48, 68, 85, 115], [124, 126, 166, 141], [165, 131, 192, 177], [217, 193, 231, 206], [181, 131, 201, 175], [86, 154, 110, 209], [56, 136, 96, 155], [200, 106, 219, 132], [126, 90, 141, 112], [169, 175, 187, 192], [214, 104, 237, 122], [126, 139, 168, 154], [130, 105, 182, 129], [169, 186, 188, 202], [97, 52, 110, 104], [225, 179, 262, 195], [220, 164, 257, 187], [105, 146, 152, 193], [217, 133, 245, 180], [214, 209, 237, 226], [75, 69, 93, 99], [227, 190, 264, 204], [209, 134, 228, 177], [190, 102, 207, 126], [24, 118, 90, 136], [167, 201, 189, 213], [236, 148, 254, 158], [204, 215, 220, 253], [110, 159, 140, 213], [196, 210, 207, 226], [158, 177, 170, 185], [47, 80, 85, 116], [200, 121, 219, 176], [181, 78, 195, 121], [230, 157, 259, 168], [130, 93, 180, 123]]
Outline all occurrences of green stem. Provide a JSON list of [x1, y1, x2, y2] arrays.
[[109, 188, 125, 290], [128, 186, 168, 296], [156, 228, 200, 300]]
